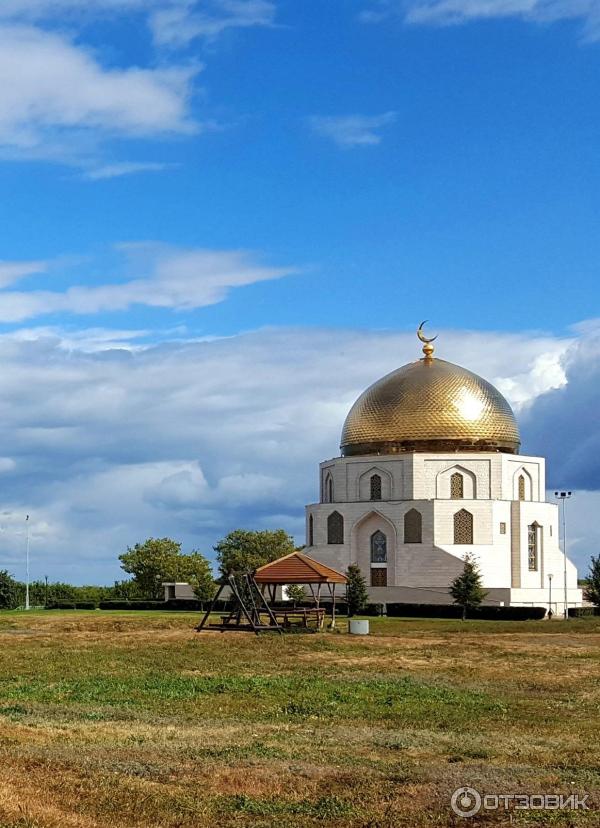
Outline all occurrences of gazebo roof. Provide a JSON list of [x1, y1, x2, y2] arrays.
[[254, 551, 347, 585]]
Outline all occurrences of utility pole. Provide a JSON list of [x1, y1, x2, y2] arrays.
[[554, 492, 572, 620]]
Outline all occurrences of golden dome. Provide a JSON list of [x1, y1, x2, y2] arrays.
[[341, 340, 520, 457]]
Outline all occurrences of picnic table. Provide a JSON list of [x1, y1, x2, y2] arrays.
[[268, 607, 326, 629]]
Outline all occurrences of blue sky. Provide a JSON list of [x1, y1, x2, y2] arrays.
[[0, 0, 598, 583]]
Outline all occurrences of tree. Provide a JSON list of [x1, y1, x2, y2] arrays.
[[119, 538, 215, 600], [450, 553, 488, 620], [286, 585, 307, 607], [187, 553, 217, 603], [346, 564, 369, 617], [214, 529, 295, 576], [0, 570, 21, 610], [584, 555, 600, 607]]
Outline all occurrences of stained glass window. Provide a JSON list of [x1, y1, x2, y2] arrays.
[[370, 530, 387, 563], [454, 509, 473, 544], [327, 511, 344, 544]]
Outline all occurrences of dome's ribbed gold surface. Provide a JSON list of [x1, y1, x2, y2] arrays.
[[341, 357, 520, 456]]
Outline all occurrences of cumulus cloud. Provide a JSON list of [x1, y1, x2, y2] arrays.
[[0, 3, 277, 167], [0, 25, 199, 162], [0, 323, 594, 584], [521, 329, 600, 490], [0, 244, 295, 322], [309, 112, 397, 148], [362, 1, 600, 41]]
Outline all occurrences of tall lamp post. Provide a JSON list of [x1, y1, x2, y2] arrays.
[[548, 573, 553, 618], [554, 491, 572, 620], [25, 514, 30, 611]]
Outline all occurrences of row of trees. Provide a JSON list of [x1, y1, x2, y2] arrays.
[[2, 527, 600, 614]]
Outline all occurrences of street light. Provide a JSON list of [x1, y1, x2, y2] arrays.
[[547, 573, 553, 618], [554, 491, 572, 620], [25, 515, 30, 611]]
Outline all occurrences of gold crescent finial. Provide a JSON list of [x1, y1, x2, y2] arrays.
[[417, 320, 437, 360]]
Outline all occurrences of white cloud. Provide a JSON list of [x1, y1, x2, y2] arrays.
[[0, 25, 199, 161], [83, 161, 176, 180], [0, 0, 278, 47], [0, 244, 295, 322], [0, 323, 595, 584], [309, 112, 397, 148], [0, 259, 47, 288], [150, 0, 277, 48], [363, 1, 600, 42]]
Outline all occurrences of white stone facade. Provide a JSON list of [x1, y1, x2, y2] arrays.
[[305, 452, 583, 612]]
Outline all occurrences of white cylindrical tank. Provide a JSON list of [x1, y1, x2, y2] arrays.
[[349, 619, 369, 635]]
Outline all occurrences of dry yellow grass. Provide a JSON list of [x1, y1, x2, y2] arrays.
[[0, 611, 598, 827]]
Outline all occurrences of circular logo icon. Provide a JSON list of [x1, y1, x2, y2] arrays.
[[451, 787, 482, 818]]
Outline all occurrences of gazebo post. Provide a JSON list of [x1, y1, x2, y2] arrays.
[[331, 583, 336, 630]]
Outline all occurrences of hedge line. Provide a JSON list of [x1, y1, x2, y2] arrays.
[[385, 603, 547, 620], [568, 606, 600, 617]]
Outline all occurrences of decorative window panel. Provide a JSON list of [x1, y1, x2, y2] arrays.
[[454, 509, 473, 545], [500, 522, 506, 535], [327, 511, 344, 544], [528, 524, 538, 571], [518, 475, 526, 501], [370, 474, 382, 501], [450, 473, 464, 499], [404, 509, 422, 544], [371, 567, 387, 587]]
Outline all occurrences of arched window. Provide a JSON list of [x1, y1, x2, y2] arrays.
[[308, 514, 314, 546], [454, 509, 473, 544], [370, 530, 387, 563], [450, 472, 464, 499], [528, 523, 539, 571], [404, 509, 422, 544], [370, 474, 382, 501], [518, 475, 526, 502], [327, 511, 344, 544], [324, 474, 333, 503]]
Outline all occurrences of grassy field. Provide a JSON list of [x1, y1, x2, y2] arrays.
[[0, 612, 598, 827]]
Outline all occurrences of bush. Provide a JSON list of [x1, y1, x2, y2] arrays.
[[363, 603, 385, 617], [385, 603, 546, 620], [569, 606, 600, 617]]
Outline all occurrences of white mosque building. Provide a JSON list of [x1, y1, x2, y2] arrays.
[[305, 328, 583, 612]]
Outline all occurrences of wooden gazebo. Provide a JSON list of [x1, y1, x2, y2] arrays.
[[196, 552, 347, 634], [254, 551, 347, 629]]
